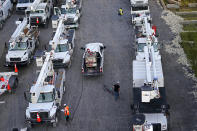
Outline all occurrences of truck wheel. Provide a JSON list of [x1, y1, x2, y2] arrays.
[[52, 116, 58, 127], [0, 23, 3, 29], [27, 122, 33, 129]]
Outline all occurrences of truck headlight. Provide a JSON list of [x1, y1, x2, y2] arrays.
[[26, 108, 30, 118], [74, 17, 78, 22], [49, 106, 57, 118], [22, 55, 28, 61], [6, 54, 9, 62]]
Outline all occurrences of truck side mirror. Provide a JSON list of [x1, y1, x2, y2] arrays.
[[80, 47, 85, 50], [103, 46, 106, 49], [5, 42, 7, 49]]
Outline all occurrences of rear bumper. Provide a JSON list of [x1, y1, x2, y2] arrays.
[[83, 71, 102, 76], [53, 62, 69, 68]]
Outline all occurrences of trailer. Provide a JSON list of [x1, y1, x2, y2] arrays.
[[0, 71, 18, 95]]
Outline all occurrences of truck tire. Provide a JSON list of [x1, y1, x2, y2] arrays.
[[0, 23, 3, 29], [52, 116, 58, 127]]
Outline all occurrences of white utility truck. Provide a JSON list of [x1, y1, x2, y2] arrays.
[[25, 0, 53, 27], [81, 43, 105, 76], [49, 19, 75, 68], [131, 16, 170, 131], [0, 0, 13, 29], [6, 18, 40, 66], [24, 51, 66, 128], [16, 0, 34, 12], [53, 0, 81, 29]]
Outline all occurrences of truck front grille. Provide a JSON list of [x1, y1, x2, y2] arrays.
[[65, 18, 75, 24], [30, 17, 42, 25], [53, 59, 63, 64], [10, 58, 21, 62], [30, 112, 49, 119]]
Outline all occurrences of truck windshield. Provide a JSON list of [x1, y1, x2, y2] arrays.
[[138, 43, 146, 52], [31, 10, 44, 14], [9, 42, 27, 51], [37, 92, 54, 103], [55, 44, 69, 52], [18, 0, 31, 3], [132, 6, 148, 11], [61, 8, 76, 14]]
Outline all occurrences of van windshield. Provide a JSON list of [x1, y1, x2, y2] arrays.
[[37, 92, 54, 103], [9, 42, 27, 51]]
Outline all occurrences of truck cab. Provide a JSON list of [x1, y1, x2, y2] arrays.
[[53, 3, 80, 29], [81, 43, 105, 76], [28, 0, 53, 27], [0, 0, 13, 29], [25, 69, 65, 128], [6, 19, 39, 66], [50, 29, 75, 68]]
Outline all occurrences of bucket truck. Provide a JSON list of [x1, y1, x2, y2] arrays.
[[131, 16, 170, 131], [5, 18, 40, 66], [0, 0, 13, 29], [25, 0, 53, 27], [52, 0, 81, 29], [24, 50, 66, 127], [49, 19, 75, 68]]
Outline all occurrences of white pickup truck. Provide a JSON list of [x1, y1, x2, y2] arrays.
[[81, 43, 105, 76], [0, 0, 13, 29]]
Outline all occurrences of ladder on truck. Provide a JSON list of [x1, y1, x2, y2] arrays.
[[30, 19, 64, 104]]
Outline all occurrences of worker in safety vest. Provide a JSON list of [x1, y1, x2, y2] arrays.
[[64, 104, 70, 121], [118, 8, 123, 16]]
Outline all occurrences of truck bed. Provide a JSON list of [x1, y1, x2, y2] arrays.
[[133, 60, 164, 87], [133, 87, 168, 113]]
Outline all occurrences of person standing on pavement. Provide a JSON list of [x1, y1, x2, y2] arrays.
[[113, 81, 120, 101], [118, 8, 123, 16], [64, 104, 70, 121]]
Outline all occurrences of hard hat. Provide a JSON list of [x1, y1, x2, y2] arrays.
[[64, 104, 67, 107]]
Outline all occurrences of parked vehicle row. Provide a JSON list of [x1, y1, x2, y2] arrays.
[[130, 0, 170, 131]]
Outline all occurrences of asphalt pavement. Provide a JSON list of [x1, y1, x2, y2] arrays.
[[0, 0, 196, 131]]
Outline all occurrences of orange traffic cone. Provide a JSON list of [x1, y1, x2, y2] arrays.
[[14, 64, 18, 73], [7, 84, 11, 91], [37, 113, 41, 122]]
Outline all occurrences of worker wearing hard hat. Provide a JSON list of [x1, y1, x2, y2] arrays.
[[64, 104, 70, 121], [118, 8, 123, 16]]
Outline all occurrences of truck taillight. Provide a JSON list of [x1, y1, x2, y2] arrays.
[[82, 68, 84, 73], [100, 67, 103, 72]]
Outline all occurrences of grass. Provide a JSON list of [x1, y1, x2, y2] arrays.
[[180, 41, 197, 77], [183, 24, 197, 31], [180, 32, 197, 42], [180, 32, 197, 76]]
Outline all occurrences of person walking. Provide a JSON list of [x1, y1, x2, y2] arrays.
[[113, 81, 120, 101], [118, 8, 123, 16], [64, 104, 70, 121]]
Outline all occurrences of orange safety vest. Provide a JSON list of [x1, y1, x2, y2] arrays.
[[64, 106, 70, 116]]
